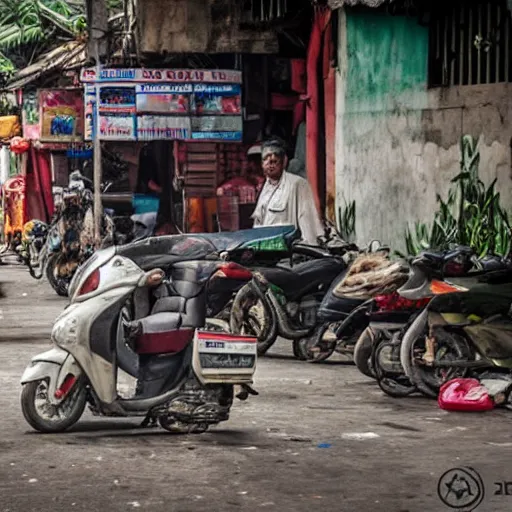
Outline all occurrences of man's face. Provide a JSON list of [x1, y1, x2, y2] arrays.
[[262, 153, 284, 181]]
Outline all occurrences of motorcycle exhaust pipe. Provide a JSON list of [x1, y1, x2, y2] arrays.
[[264, 288, 312, 340]]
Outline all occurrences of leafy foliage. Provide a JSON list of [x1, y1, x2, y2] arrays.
[[337, 198, 356, 241], [0, 0, 87, 80], [403, 135, 512, 257]]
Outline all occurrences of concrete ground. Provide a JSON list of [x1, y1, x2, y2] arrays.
[[1, 264, 512, 512]]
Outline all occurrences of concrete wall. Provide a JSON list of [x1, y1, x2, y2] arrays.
[[335, 9, 512, 252], [138, 0, 278, 54]]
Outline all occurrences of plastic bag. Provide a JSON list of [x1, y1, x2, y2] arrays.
[[438, 378, 494, 412]]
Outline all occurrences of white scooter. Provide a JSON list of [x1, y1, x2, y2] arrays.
[[20, 235, 258, 434]]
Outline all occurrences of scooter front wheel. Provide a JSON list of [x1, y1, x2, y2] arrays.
[[21, 379, 87, 433]]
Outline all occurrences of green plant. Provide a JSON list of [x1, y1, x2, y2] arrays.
[[402, 135, 512, 257], [337, 199, 356, 241], [0, 0, 87, 77]]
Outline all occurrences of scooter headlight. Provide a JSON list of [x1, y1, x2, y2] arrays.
[[52, 306, 80, 346]]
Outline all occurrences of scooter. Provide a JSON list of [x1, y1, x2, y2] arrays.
[[352, 246, 475, 393], [20, 234, 260, 434], [400, 264, 512, 398], [356, 247, 512, 397]]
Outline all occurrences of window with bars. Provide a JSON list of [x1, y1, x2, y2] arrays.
[[429, 1, 512, 87]]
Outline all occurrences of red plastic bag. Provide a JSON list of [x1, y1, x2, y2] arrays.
[[438, 378, 494, 412]]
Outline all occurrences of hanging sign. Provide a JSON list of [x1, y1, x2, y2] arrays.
[[81, 68, 242, 143], [80, 68, 242, 84], [39, 89, 84, 143]]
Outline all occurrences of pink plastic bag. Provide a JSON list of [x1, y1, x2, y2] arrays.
[[438, 378, 494, 412]]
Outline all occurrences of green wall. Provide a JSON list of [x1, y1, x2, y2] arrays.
[[345, 11, 429, 113]]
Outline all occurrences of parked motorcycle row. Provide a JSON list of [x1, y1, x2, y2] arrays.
[[18, 223, 512, 435], [350, 247, 512, 407], [16, 171, 158, 297]]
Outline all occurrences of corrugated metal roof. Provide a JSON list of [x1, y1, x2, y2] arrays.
[[328, 0, 392, 8], [4, 41, 87, 91]]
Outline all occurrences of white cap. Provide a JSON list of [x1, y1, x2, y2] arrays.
[[247, 144, 262, 156]]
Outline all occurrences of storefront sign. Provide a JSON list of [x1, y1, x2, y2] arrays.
[[39, 89, 84, 143], [80, 68, 242, 84], [81, 68, 242, 142]]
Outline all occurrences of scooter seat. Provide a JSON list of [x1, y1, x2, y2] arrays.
[[259, 258, 344, 300], [133, 289, 205, 355], [134, 312, 194, 355]]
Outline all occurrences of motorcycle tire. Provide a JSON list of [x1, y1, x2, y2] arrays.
[[27, 244, 45, 280], [353, 327, 376, 378], [376, 373, 417, 399], [400, 310, 472, 399], [230, 283, 278, 356], [372, 342, 417, 398], [45, 253, 70, 297], [372, 335, 416, 398], [21, 379, 87, 433]]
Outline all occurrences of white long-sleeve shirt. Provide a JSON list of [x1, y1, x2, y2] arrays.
[[251, 171, 324, 246]]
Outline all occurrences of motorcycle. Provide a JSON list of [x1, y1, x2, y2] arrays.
[[399, 261, 512, 398], [46, 171, 115, 297], [356, 246, 512, 397], [20, 234, 263, 434], [352, 247, 475, 392], [292, 243, 411, 363], [229, 238, 359, 356], [17, 219, 50, 279]]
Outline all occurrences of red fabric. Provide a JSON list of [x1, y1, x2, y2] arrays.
[[438, 378, 494, 412], [291, 59, 307, 133], [270, 93, 299, 111], [136, 329, 194, 355], [25, 148, 54, 222], [323, 16, 336, 221], [306, 6, 331, 214], [291, 59, 307, 93], [217, 176, 262, 204], [196, 331, 257, 343]]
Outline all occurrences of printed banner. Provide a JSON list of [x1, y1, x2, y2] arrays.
[[81, 68, 242, 84], [99, 113, 136, 140], [191, 84, 241, 115], [136, 84, 192, 114], [81, 69, 242, 142], [39, 89, 84, 143], [137, 115, 191, 140], [99, 86, 136, 109]]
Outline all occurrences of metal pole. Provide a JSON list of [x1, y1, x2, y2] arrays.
[[93, 39, 102, 247]]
